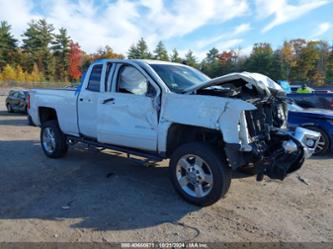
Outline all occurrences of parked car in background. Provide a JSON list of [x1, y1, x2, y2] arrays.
[[290, 85, 301, 93], [288, 102, 333, 155], [6, 89, 29, 113], [288, 92, 333, 110]]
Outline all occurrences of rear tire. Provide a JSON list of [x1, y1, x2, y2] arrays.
[[169, 142, 232, 206], [6, 103, 13, 113], [41, 120, 68, 158], [27, 115, 34, 126]]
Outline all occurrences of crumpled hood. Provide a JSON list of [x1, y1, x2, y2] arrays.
[[184, 72, 283, 95]]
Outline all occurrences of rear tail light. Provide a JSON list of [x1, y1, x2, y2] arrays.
[[27, 94, 30, 110], [330, 100, 333, 109]]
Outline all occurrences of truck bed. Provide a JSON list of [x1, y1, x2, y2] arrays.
[[29, 88, 79, 136]]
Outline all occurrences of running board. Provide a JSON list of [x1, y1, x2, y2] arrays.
[[67, 135, 165, 161]]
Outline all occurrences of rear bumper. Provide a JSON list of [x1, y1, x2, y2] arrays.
[[224, 127, 320, 180]]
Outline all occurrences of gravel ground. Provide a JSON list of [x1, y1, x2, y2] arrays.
[[0, 95, 332, 242]]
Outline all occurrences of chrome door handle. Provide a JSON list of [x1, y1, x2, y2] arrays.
[[102, 98, 115, 104]]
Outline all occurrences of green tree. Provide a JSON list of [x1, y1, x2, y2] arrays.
[[297, 41, 321, 84], [326, 45, 333, 83], [153, 41, 169, 61], [245, 43, 274, 75], [281, 41, 296, 80], [184, 50, 198, 68], [269, 50, 285, 81], [170, 48, 182, 63], [286, 39, 307, 81], [0, 21, 17, 70], [127, 38, 152, 59], [128, 45, 140, 59], [206, 48, 219, 64], [93, 45, 124, 60], [52, 28, 70, 81], [22, 19, 55, 80], [201, 48, 221, 77], [317, 41, 330, 82]]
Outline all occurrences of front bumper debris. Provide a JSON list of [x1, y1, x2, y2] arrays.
[[224, 127, 321, 181], [257, 127, 320, 180]]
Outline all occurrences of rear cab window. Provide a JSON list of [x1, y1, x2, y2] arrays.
[[87, 64, 103, 92]]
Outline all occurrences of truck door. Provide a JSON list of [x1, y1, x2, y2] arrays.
[[97, 63, 159, 151], [77, 63, 103, 139]]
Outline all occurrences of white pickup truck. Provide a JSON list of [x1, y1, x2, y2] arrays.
[[29, 59, 320, 206]]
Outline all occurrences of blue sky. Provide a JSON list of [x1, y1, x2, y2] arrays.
[[0, 0, 332, 59]]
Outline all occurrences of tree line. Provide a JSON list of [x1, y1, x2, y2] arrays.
[[1, 19, 333, 86]]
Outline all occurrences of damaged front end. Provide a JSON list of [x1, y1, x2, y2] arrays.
[[189, 72, 321, 181], [236, 100, 320, 181]]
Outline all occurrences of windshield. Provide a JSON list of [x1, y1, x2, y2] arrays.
[[150, 64, 210, 93]]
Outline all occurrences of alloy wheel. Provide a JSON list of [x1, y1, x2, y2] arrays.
[[176, 154, 213, 198], [42, 127, 56, 154]]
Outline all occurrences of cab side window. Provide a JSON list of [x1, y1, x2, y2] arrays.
[[117, 65, 149, 95], [87, 64, 102, 92]]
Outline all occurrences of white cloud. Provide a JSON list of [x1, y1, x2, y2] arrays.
[[256, 0, 330, 33], [196, 23, 250, 49], [238, 45, 253, 56], [233, 23, 252, 35], [0, 0, 40, 38], [43, 0, 141, 54], [138, 0, 249, 39], [214, 39, 243, 51], [312, 22, 332, 37], [0, 0, 249, 54]]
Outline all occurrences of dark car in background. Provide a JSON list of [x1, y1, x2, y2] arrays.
[[288, 92, 333, 110], [288, 103, 333, 155], [6, 89, 29, 113]]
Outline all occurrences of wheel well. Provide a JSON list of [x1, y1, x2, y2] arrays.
[[39, 107, 58, 125], [166, 123, 223, 156]]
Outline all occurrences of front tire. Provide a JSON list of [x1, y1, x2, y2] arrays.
[[169, 142, 232, 206], [41, 120, 68, 158]]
